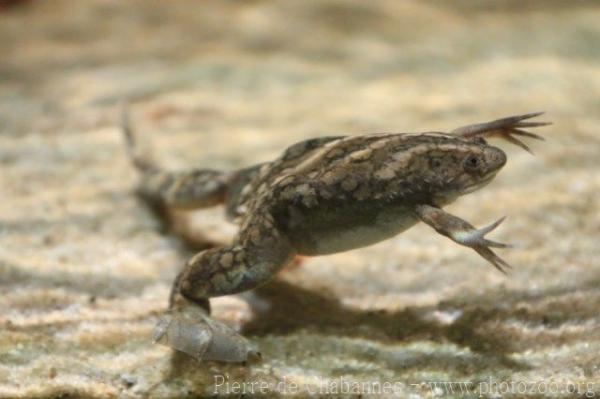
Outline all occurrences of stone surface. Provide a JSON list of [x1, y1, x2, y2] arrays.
[[1, 1, 599, 397]]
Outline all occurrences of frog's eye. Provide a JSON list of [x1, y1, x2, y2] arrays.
[[463, 154, 482, 171], [431, 158, 442, 168]]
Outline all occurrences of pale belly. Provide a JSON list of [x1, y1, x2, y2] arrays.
[[283, 204, 420, 255]]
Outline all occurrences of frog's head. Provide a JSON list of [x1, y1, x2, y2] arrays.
[[422, 136, 507, 202]]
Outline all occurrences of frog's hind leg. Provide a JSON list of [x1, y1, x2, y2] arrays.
[[451, 112, 551, 153], [155, 213, 295, 362], [121, 107, 231, 211]]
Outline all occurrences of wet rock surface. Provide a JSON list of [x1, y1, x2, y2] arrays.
[[1, 1, 599, 397]]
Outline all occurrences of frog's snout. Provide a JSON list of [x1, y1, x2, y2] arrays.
[[485, 147, 507, 171]]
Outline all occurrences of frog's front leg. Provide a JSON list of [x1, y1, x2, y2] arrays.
[[154, 213, 296, 362], [414, 204, 512, 274]]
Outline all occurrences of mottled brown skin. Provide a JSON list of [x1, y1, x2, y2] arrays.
[[122, 111, 550, 362]]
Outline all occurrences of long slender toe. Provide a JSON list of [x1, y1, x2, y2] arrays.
[[478, 216, 506, 236], [474, 245, 513, 275]]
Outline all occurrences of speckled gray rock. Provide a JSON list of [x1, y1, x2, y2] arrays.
[[1, 1, 599, 398]]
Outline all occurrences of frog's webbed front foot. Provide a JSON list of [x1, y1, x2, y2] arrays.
[[414, 204, 512, 274], [155, 214, 295, 362], [451, 112, 551, 153]]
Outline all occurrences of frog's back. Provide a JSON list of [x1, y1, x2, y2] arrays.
[[264, 132, 462, 205], [226, 135, 346, 221]]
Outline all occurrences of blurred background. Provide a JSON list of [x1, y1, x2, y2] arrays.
[[0, 1, 599, 397]]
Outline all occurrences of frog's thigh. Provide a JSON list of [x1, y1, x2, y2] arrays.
[[156, 217, 294, 363], [177, 218, 295, 302]]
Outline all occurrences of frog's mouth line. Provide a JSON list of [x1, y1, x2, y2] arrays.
[[463, 172, 498, 194], [434, 171, 500, 204]]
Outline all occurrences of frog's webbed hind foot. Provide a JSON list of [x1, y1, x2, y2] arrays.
[[154, 303, 261, 363], [452, 111, 551, 153]]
